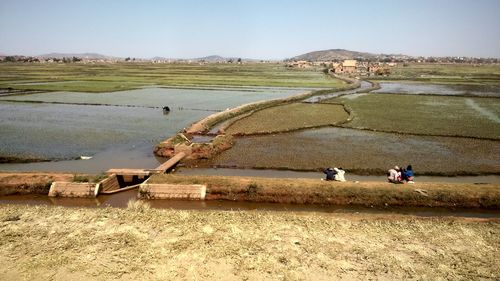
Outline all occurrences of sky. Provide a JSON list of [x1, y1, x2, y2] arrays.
[[1, 0, 499, 59]]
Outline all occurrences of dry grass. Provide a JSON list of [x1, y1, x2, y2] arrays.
[[0, 204, 498, 280], [148, 174, 500, 208], [225, 103, 349, 135]]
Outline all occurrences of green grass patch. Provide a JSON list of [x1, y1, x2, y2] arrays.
[[335, 94, 500, 139], [377, 63, 500, 85], [0, 62, 345, 92], [226, 103, 349, 135]]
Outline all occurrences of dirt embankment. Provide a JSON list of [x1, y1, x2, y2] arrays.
[[149, 174, 500, 209], [3, 172, 498, 210], [0, 172, 75, 196]]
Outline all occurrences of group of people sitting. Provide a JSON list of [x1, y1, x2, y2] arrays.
[[322, 167, 346, 182], [387, 165, 414, 184], [322, 165, 415, 184]]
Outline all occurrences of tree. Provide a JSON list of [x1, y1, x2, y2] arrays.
[[4, 56, 16, 62]]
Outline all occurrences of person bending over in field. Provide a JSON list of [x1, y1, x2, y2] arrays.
[[334, 167, 346, 182], [323, 167, 336, 181]]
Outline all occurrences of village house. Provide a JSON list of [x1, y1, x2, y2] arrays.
[[342, 60, 357, 73], [332, 60, 357, 74]]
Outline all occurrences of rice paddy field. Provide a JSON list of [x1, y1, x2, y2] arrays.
[[372, 82, 500, 97], [0, 63, 344, 92], [209, 64, 500, 175], [332, 94, 500, 139], [212, 127, 500, 175], [376, 63, 500, 85], [225, 103, 349, 135]]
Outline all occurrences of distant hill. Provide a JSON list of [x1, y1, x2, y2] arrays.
[[38, 52, 119, 60], [195, 55, 226, 62], [193, 55, 260, 62], [292, 49, 405, 61]]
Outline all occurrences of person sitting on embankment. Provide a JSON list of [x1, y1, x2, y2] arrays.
[[323, 167, 336, 181], [388, 166, 403, 183], [403, 165, 415, 184], [334, 167, 346, 182]]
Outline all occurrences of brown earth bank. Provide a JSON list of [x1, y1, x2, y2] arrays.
[[0, 172, 75, 196], [0, 204, 498, 280], [148, 175, 500, 209], [0, 172, 106, 196], [1, 172, 499, 209]]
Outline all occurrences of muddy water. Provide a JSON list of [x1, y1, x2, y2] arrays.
[[373, 82, 500, 97], [0, 190, 498, 218], [302, 81, 371, 103], [0, 87, 302, 172], [176, 168, 500, 184]]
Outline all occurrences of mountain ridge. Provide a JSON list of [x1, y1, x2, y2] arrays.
[[292, 48, 406, 61]]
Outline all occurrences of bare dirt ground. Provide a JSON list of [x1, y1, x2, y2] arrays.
[[0, 172, 73, 185], [0, 203, 498, 280]]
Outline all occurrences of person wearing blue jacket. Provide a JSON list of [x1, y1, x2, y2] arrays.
[[403, 165, 415, 183]]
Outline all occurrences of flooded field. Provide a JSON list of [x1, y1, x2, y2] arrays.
[[0, 87, 303, 172], [373, 82, 500, 97], [212, 127, 500, 175]]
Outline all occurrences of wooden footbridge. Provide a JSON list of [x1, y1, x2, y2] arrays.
[[49, 151, 206, 200]]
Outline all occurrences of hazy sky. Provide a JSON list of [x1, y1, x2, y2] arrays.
[[1, 0, 499, 59]]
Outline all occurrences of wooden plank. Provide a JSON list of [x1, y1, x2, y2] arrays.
[[154, 152, 186, 173], [100, 184, 140, 195], [106, 169, 152, 176], [97, 174, 120, 193], [48, 182, 98, 198], [139, 183, 206, 200]]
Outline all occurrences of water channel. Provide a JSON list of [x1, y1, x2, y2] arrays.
[[1, 189, 498, 218]]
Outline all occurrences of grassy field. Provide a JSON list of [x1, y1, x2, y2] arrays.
[[225, 103, 349, 135], [0, 63, 344, 92], [212, 127, 500, 175], [0, 204, 498, 280], [331, 94, 500, 139], [378, 63, 500, 85]]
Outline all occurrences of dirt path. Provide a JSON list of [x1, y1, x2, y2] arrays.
[[0, 204, 498, 280]]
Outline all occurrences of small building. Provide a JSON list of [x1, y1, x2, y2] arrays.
[[342, 60, 357, 73]]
